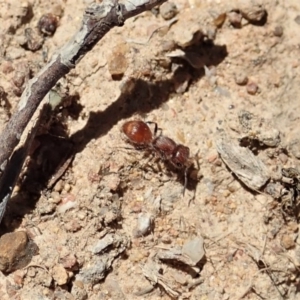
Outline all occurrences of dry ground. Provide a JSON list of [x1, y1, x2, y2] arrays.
[[0, 0, 300, 299]]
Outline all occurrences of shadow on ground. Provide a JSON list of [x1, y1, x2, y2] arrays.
[[2, 42, 228, 232]]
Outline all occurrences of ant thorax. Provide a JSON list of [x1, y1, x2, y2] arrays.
[[152, 135, 177, 161]]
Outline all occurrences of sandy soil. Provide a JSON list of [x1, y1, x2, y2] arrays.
[[0, 0, 300, 299]]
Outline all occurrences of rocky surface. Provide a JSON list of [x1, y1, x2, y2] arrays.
[[0, 0, 300, 299]]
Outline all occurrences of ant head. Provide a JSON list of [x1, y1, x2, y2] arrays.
[[171, 144, 190, 169]]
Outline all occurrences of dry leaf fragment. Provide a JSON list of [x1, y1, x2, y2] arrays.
[[215, 130, 270, 191]]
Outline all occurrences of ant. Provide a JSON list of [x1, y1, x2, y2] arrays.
[[121, 120, 194, 195]]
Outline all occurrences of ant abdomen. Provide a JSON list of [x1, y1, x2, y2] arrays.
[[122, 120, 153, 147]]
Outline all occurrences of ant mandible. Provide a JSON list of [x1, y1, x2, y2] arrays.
[[121, 120, 193, 194]]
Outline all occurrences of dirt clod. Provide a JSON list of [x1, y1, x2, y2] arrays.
[[246, 81, 259, 95], [281, 234, 295, 250], [52, 263, 69, 285], [273, 25, 283, 37], [234, 71, 248, 85]]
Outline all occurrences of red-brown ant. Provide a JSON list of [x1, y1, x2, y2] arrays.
[[121, 120, 194, 194]]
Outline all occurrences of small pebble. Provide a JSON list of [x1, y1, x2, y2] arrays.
[[12, 71, 25, 88], [133, 213, 153, 237], [103, 209, 120, 225], [288, 139, 300, 159], [71, 280, 88, 300], [93, 234, 114, 254], [278, 152, 288, 164], [38, 13, 58, 36], [240, 5, 267, 23], [12, 62, 30, 91], [13, 270, 26, 285], [64, 219, 81, 232], [50, 191, 61, 204], [107, 43, 129, 78], [63, 183, 71, 193], [52, 264, 69, 285], [77, 210, 86, 220], [246, 81, 259, 95], [227, 181, 240, 193], [182, 237, 205, 265], [172, 18, 203, 48], [281, 234, 295, 250], [294, 15, 300, 25], [23, 28, 43, 51], [1, 61, 14, 74], [287, 222, 298, 233], [160, 234, 172, 244], [151, 7, 160, 17], [39, 201, 56, 214], [228, 11, 242, 28], [273, 25, 283, 37], [0, 231, 38, 273], [160, 2, 178, 20], [60, 254, 78, 270], [234, 72, 248, 85]]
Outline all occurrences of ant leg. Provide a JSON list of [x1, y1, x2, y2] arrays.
[[155, 159, 164, 173], [146, 121, 162, 137], [145, 121, 157, 133], [114, 145, 148, 153], [182, 167, 188, 196], [142, 152, 159, 172], [193, 149, 200, 170], [156, 127, 163, 136]]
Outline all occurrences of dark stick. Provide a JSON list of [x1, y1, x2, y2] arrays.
[[0, 105, 50, 223]]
